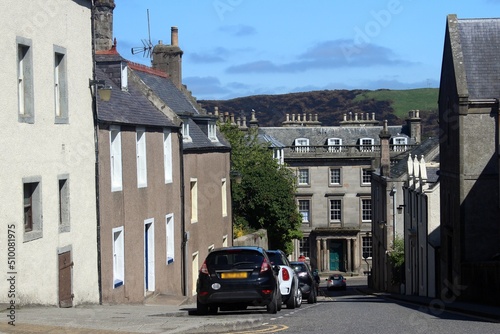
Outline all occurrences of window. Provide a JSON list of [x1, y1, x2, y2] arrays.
[[136, 127, 147, 188], [163, 129, 172, 184], [120, 62, 128, 91], [23, 177, 42, 242], [166, 214, 174, 265], [110, 126, 123, 192], [208, 123, 218, 142], [361, 198, 372, 222], [362, 236, 373, 259], [191, 179, 198, 223], [299, 237, 310, 258], [58, 176, 70, 233], [359, 138, 374, 152], [17, 37, 34, 123], [273, 148, 284, 165], [327, 138, 342, 152], [391, 137, 408, 152], [222, 235, 228, 247], [54, 46, 68, 123], [298, 199, 310, 223], [298, 169, 310, 185], [182, 122, 191, 142], [112, 226, 125, 288], [294, 138, 309, 152], [362, 168, 372, 185], [329, 199, 342, 222], [329, 168, 341, 185], [222, 178, 227, 217], [208, 244, 215, 253]]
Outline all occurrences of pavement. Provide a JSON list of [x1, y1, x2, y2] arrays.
[[1, 278, 499, 333]]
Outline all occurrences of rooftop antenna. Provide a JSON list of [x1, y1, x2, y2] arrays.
[[131, 9, 153, 58]]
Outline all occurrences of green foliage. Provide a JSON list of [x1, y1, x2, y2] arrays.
[[220, 123, 303, 255], [388, 237, 405, 285]]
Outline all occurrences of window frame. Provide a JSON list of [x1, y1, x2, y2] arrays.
[[23, 176, 43, 242], [298, 199, 311, 225], [327, 138, 342, 152], [362, 236, 373, 259], [208, 122, 218, 142], [391, 136, 408, 152], [329, 168, 341, 186], [221, 178, 228, 217], [361, 198, 372, 222], [190, 178, 198, 223], [166, 214, 175, 265], [109, 125, 123, 192], [294, 138, 310, 153], [163, 129, 173, 184], [17, 36, 34, 123], [54, 45, 68, 124], [297, 168, 310, 186], [361, 168, 372, 185], [359, 138, 374, 152], [112, 226, 125, 288], [58, 174, 70, 233], [329, 198, 342, 223], [136, 127, 148, 188]]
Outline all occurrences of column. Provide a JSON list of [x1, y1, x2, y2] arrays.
[[316, 238, 321, 271], [353, 236, 360, 273], [322, 239, 328, 271], [347, 238, 352, 273]]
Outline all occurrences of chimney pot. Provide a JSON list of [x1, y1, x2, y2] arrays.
[[171, 26, 179, 46]]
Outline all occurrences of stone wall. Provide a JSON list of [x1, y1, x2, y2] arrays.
[[233, 229, 268, 249]]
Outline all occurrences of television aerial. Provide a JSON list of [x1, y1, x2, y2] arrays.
[[131, 9, 153, 58]]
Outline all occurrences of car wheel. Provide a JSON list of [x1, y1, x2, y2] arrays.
[[277, 289, 282, 311], [295, 286, 302, 308], [286, 288, 296, 309], [267, 291, 278, 314], [208, 305, 218, 315], [307, 287, 316, 304], [197, 299, 209, 316]]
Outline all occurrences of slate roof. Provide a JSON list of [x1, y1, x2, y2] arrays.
[[457, 18, 500, 99], [258, 125, 413, 147], [95, 66, 176, 128], [388, 137, 440, 179]]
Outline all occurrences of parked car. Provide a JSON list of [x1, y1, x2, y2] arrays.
[[266, 250, 302, 309], [290, 261, 317, 303], [326, 274, 347, 291], [196, 246, 281, 315]]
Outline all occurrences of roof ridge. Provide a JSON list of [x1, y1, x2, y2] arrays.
[[128, 62, 169, 78]]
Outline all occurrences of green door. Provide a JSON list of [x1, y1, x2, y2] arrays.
[[329, 241, 344, 271]]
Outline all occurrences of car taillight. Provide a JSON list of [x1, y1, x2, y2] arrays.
[[282, 267, 290, 281], [260, 258, 271, 273], [261, 289, 273, 295], [200, 260, 208, 274]]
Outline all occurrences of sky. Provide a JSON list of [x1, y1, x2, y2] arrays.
[[113, 0, 500, 101]]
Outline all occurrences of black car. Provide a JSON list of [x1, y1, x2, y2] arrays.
[[290, 261, 318, 303], [196, 246, 281, 315]]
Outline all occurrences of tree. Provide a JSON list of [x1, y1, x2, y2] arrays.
[[220, 123, 302, 254], [388, 236, 405, 285]]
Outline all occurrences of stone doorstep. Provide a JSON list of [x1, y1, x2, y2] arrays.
[[144, 293, 194, 306]]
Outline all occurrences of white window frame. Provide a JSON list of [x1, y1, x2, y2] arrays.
[[362, 168, 372, 185], [182, 122, 192, 142], [110, 126, 123, 192], [329, 199, 342, 222], [120, 61, 128, 91], [361, 198, 372, 222], [166, 214, 175, 265], [163, 129, 173, 184], [222, 178, 228, 217], [362, 236, 373, 259], [391, 136, 408, 152], [112, 226, 125, 288], [294, 138, 310, 153], [136, 127, 148, 188], [298, 168, 310, 186], [329, 168, 341, 186], [191, 178, 198, 223], [359, 138, 374, 152], [208, 123, 218, 142], [327, 138, 342, 152], [298, 199, 310, 224], [58, 174, 70, 233]]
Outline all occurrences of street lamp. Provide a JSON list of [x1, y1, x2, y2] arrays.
[[89, 79, 112, 102]]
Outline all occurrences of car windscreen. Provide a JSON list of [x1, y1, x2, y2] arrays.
[[207, 250, 263, 267], [291, 264, 307, 273], [266, 252, 285, 265]]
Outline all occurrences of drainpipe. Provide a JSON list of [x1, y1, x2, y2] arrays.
[[391, 185, 397, 247], [90, 0, 103, 305], [178, 131, 188, 297]]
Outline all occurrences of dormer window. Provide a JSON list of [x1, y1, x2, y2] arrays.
[[182, 122, 192, 142], [294, 138, 309, 153], [208, 123, 218, 142], [391, 137, 407, 152], [327, 138, 342, 152], [359, 138, 374, 152]]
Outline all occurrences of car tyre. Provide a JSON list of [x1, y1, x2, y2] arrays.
[[286, 287, 296, 309], [277, 289, 282, 311], [267, 291, 278, 314], [307, 287, 316, 304], [295, 286, 302, 308], [197, 299, 209, 316]]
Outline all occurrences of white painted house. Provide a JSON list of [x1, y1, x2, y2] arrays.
[[0, 0, 99, 306]]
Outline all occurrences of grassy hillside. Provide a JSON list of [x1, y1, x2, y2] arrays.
[[200, 88, 439, 137], [353, 88, 438, 118]]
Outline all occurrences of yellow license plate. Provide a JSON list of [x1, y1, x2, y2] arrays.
[[221, 272, 248, 279]]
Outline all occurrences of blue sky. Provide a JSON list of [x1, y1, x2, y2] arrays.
[[113, 0, 500, 100]]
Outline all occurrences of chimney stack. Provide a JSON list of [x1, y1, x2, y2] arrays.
[[152, 26, 184, 90], [93, 0, 116, 52], [379, 120, 391, 177]]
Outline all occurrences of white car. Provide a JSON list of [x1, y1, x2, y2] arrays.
[[266, 250, 302, 309]]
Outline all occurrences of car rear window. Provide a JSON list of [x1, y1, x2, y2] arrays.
[[207, 250, 263, 266], [291, 264, 307, 272], [266, 252, 285, 265]]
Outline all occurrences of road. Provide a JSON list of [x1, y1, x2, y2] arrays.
[[217, 276, 500, 334]]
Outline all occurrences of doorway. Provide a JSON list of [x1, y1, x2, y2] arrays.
[[58, 250, 73, 307], [329, 241, 344, 271]]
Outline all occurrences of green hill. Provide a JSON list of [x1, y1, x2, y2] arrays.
[[199, 88, 439, 138]]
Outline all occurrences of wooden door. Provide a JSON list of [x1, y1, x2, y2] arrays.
[[58, 251, 73, 308]]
